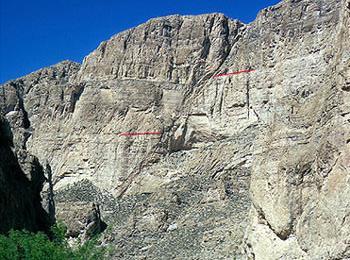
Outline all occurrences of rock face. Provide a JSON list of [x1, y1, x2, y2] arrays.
[[1, 0, 349, 259], [0, 115, 49, 233], [241, 0, 350, 259]]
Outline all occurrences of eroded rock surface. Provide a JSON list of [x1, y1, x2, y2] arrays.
[[1, 0, 349, 259], [0, 115, 49, 233]]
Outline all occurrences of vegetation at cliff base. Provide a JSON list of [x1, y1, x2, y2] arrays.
[[0, 223, 107, 260]]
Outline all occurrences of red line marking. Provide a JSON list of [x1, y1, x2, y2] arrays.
[[119, 131, 162, 136], [213, 69, 255, 78]]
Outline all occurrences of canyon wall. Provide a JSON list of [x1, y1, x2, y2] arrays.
[[1, 0, 349, 258]]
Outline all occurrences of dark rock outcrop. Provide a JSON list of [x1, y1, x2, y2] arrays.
[[0, 115, 49, 233]]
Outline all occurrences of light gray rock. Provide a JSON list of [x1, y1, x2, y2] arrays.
[[0, 0, 349, 259]]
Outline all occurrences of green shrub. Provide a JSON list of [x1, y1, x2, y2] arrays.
[[0, 223, 107, 260]]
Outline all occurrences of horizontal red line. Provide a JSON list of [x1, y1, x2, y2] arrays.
[[119, 131, 162, 136], [213, 69, 255, 78]]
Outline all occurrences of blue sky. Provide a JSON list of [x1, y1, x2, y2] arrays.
[[0, 0, 280, 83]]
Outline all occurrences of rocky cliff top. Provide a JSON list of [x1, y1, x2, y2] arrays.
[[78, 13, 243, 84]]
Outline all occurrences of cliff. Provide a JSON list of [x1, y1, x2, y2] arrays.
[[0, 0, 349, 258], [0, 115, 49, 233]]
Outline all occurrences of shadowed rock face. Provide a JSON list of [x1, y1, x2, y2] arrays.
[[0, 115, 49, 234], [1, 0, 349, 258]]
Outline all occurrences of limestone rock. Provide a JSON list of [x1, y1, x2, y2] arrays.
[[0, 115, 49, 233], [0, 0, 349, 259]]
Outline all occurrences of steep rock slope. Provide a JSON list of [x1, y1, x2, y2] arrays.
[[0, 0, 349, 259], [0, 115, 49, 233], [235, 0, 350, 258], [2, 14, 250, 258]]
